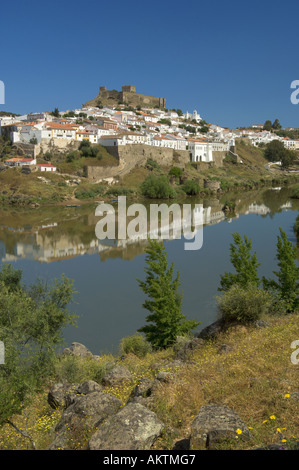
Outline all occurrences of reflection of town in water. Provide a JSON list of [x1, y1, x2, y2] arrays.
[[0, 187, 297, 263]]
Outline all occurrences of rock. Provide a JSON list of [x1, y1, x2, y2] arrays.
[[129, 378, 156, 400], [88, 402, 165, 450], [175, 337, 205, 360], [47, 383, 80, 410], [254, 320, 270, 329], [190, 404, 250, 449], [76, 380, 103, 395], [196, 320, 224, 340], [173, 438, 190, 450], [217, 344, 233, 354], [63, 342, 93, 358], [101, 364, 133, 386], [48, 391, 122, 450], [155, 371, 173, 382]]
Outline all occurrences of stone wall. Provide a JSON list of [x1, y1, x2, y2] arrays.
[[35, 139, 81, 156], [211, 151, 225, 167], [86, 145, 224, 182], [86, 144, 175, 182], [85, 85, 166, 109]]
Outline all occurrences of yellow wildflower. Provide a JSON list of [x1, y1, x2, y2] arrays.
[[236, 429, 243, 435], [269, 415, 276, 420]]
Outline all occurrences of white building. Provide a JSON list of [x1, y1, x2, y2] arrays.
[[188, 139, 213, 162], [37, 163, 57, 172]]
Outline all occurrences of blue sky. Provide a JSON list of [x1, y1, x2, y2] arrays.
[[1, 0, 299, 128]]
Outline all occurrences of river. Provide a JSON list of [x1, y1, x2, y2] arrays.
[[0, 185, 298, 355]]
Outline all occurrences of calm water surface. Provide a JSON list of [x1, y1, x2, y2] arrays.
[[0, 186, 298, 355]]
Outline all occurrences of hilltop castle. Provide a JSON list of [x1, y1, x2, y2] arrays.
[[84, 85, 166, 109]]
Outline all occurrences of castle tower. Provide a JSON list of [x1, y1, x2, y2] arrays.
[[122, 85, 136, 93]]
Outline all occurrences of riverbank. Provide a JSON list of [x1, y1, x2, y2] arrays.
[[1, 312, 298, 450], [1, 140, 299, 207]]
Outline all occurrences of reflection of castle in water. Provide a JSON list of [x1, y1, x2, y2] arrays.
[[0, 198, 292, 263]]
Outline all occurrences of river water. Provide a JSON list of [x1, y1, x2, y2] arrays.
[[0, 186, 298, 355]]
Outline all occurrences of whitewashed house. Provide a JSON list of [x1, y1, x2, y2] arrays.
[[37, 163, 57, 172], [188, 139, 213, 162]]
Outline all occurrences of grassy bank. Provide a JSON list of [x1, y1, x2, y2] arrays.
[[0, 312, 298, 450]]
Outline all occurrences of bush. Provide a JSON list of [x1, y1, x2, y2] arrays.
[[183, 180, 200, 195], [145, 158, 161, 171], [290, 185, 299, 199], [119, 334, 152, 358], [66, 150, 80, 163], [75, 184, 105, 199], [169, 166, 183, 178], [217, 284, 270, 325], [105, 187, 134, 197], [140, 175, 176, 199]]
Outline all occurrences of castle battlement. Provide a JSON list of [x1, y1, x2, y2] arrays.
[[85, 85, 166, 109]]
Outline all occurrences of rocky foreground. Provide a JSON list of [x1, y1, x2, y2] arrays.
[[46, 319, 299, 451]]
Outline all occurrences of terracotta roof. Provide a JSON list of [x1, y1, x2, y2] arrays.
[[38, 163, 56, 167], [46, 123, 75, 130]]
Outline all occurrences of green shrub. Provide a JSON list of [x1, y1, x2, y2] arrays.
[[55, 355, 114, 384], [75, 184, 105, 199], [169, 166, 183, 178], [145, 158, 161, 171], [290, 185, 299, 199], [183, 179, 200, 195], [105, 187, 134, 197], [140, 175, 176, 199], [217, 284, 270, 325], [294, 214, 299, 237], [119, 334, 152, 358]]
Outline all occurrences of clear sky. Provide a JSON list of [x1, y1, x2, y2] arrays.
[[1, 0, 299, 129]]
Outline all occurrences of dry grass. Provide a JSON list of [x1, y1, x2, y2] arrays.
[[1, 314, 298, 450], [147, 314, 299, 449]]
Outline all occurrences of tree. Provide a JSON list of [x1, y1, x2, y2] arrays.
[[264, 139, 285, 162], [137, 240, 199, 348], [219, 232, 260, 292], [0, 265, 76, 445], [280, 149, 296, 169], [272, 118, 282, 130], [263, 228, 299, 312], [263, 120, 272, 131], [51, 107, 60, 118], [264, 140, 296, 168]]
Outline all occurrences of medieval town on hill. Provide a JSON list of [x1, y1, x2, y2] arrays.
[[0, 84, 297, 173]]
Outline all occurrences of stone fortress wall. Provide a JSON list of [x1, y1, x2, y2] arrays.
[[85, 85, 166, 109]]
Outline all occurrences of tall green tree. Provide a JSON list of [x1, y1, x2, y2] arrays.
[[137, 240, 199, 348], [263, 228, 299, 312], [263, 120, 272, 131], [272, 118, 282, 130], [219, 232, 260, 292]]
